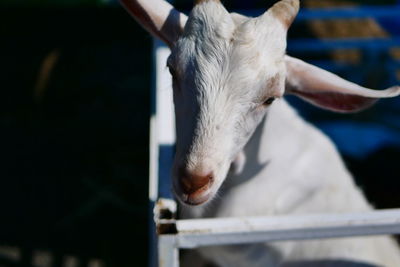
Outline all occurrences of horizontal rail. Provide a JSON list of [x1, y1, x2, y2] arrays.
[[157, 208, 400, 248]]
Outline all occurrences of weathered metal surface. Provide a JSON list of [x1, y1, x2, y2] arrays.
[[154, 199, 177, 220], [158, 235, 179, 267], [156, 208, 400, 248], [154, 198, 178, 235]]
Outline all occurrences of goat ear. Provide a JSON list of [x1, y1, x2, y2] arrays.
[[285, 55, 400, 113], [120, 0, 187, 47]]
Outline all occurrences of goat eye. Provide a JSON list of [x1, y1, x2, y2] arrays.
[[167, 65, 177, 78], [263, 97, 275, 106]]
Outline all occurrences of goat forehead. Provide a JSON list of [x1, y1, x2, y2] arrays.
[[184, 1, 235, 41], [171, 5, 287, 101], [172, 43, 283, 109]]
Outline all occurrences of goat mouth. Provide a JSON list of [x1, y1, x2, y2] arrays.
[[182, 191, 211, 206], [173, 185, 212, 206], [173, 176, 214, 206]]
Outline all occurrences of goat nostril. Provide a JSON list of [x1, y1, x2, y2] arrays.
[[178, 170, 213, 195]]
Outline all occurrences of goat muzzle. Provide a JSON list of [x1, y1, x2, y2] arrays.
[[175, 168, 214, 205]]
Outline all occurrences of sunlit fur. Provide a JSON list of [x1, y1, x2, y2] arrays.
[[169, 1, 287, 202], [181, 99, 400, 266]]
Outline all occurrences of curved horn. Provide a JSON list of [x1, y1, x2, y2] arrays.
[[120, 0, 187, 47], [269, 0, 299, 28]]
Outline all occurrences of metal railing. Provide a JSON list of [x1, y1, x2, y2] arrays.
[[155, 199, 400, 267]]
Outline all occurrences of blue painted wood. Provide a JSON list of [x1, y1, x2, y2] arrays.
[[238, 6, 400, 21], [288, 38, 400, 52], [297, 6, 400, 21], [158, 145, 174, 199]]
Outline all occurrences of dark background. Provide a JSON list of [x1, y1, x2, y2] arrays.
[[0, 5, 151, 267], [0, 0, 399, 267]]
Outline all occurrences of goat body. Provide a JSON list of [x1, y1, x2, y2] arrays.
[[180, 99, 400, 266]]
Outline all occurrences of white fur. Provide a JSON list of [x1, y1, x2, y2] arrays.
[[169, 1, 288, 200], [181, 99, 400, 266]]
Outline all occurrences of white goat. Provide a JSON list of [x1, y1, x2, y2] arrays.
[[121, 0, 400, 266]]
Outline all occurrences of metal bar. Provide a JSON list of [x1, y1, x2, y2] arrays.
[[158, 235, 179, 267], [159, 209, 400, 249], [154, 40, 175, 199], [149, 39, 161, 267], [151, 30, 176, 267]]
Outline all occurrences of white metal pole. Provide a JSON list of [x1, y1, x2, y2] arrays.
[[158, 235, 179, 267]]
